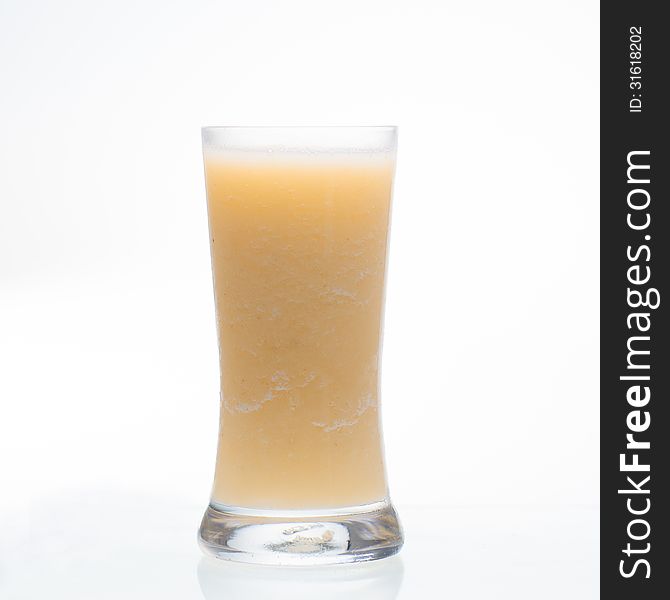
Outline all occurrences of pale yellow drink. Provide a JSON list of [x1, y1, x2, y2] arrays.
[[204, 150, 394, 510]]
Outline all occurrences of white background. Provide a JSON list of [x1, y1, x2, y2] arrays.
[[0, 0, 599, 597]]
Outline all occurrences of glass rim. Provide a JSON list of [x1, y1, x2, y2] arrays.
[[201, 126, 397, 156], [201, 125, 397, 132]]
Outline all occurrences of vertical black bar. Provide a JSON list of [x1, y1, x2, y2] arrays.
[[601, 2, 668, 596]]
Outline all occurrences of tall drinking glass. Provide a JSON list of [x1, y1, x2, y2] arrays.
[[198, 127, 402, 565]]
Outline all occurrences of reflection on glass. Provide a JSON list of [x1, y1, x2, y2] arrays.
[[197, 554, 404, 600]]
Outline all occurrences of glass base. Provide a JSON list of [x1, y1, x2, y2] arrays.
[[198, 500, 403, 565]]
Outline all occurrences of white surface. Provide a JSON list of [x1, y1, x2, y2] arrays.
[[0, 494, 598, 599], [0, 0, 598, 596]]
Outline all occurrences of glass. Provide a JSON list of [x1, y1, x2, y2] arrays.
[[198, 126, 402, 565]]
